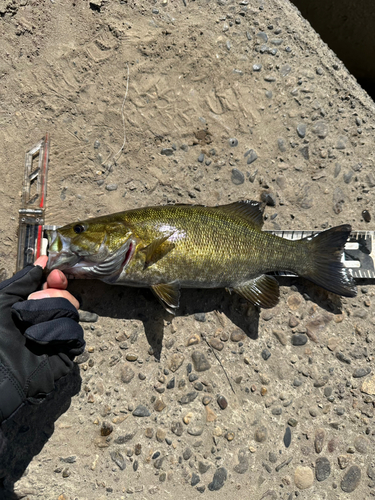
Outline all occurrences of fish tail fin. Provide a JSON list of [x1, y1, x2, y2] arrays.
[[300, 224, 357, 297]]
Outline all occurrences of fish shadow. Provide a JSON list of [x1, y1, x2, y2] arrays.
[[68, 280, 260, 359], [278, 276, 346, 314], [68, 275, 348, 359]]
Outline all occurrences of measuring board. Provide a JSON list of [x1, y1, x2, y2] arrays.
[[16, 134, 49, 271], [269, 230, 374, 280], [39, 227, 374, 281]]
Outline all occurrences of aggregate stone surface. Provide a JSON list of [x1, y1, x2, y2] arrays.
[[0, 0, 375, 499]]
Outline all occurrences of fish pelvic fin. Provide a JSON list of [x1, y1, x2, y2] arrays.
[[216, 200, 264, 230], [151, 283, 180, 314], [300, 224, 357, 297], [233, 275, 280, 308], [140, 234, 175, 269]]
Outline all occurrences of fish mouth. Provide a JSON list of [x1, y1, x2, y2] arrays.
[[46, 229, 135, 280]]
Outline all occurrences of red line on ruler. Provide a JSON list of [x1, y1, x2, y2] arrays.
[[36, 225, 43, 259]]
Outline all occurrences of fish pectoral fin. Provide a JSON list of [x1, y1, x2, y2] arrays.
[[140, 234, 175, 269], [217, 200, 264, 230], [233, 275, 279, 308], [151, 283, 180, 314]]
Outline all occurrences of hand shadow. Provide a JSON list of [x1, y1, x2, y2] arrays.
[[68, 279, 261, 360], [0, 365, 81, 500]]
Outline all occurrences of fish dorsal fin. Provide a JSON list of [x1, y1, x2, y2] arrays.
[[140, 233, 175, 269], [233, 275, 279, 308], [216, 201, 264, 229], [151, 283, 180, 314]]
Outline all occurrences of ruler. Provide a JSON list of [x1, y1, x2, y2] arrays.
[[16, 134, 50, 271], [269, 230, 374, 280]]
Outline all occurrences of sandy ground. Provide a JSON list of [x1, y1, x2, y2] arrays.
[[1, 0, 375, 499]]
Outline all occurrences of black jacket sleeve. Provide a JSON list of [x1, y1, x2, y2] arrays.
[[0, 265, 85, 423]]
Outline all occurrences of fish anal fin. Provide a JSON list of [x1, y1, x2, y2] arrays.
[[141, 234, 175, 269], [216, 201, 264, 229], [233, 275, 279, 308], [151, 283, 180, 314]]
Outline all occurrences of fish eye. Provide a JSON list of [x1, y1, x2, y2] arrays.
[[73, 224, 85, 234]]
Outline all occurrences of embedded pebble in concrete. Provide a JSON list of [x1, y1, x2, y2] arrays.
[[132, 405, 151, 417], [283, 427, 291, 448], [110, 451, 126, 471], [230, 330, 245, 342], [191, 473, 200, 486], [79, 311, 99, 322], [354, 435, 369, 454], [272, 329, 287, 346], [168, 353, 185, 373], [120, 365, 135, 384], [245, 149, 258, 164], [231, 168, 245, 185], [217, 395, 228, 410], [338, 455, 350, 470], [287, 294, 302, 310], [362, 210, 371, 222], [291, 334, 307, 346], [353, 367, 371, 378], [171, 421, 183, 436], [315, 457, 331, 482], [198, 461, 211, 474], [208, 467, 228, 491], [257, 31, 268, 43], [296, 123, 306, 138], [294, 466, 314, 489], [191, 351, 211, 372], [254, 426, 268, 443], [161, 148, 174, 156], [333, 187, 345, 214], [277, 138, 287, 152], [280, 64, 291, 76], [314, 428, 325, 454], [312, 121, 329, 138], [100, 421, 113, 437], [341, 465, 361, 492], [209, 338, 224, 351], [233, 450, 249, 474], [261, 348, 271, 360], [179, 391, 198, 405]]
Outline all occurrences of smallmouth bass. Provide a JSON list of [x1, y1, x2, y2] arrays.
[[46, 201, 357, 312]]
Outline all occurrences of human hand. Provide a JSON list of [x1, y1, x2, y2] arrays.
[[28, 256, 80, 310], [0, 258, 85, 423]]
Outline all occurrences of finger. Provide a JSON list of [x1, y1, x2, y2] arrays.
[[28, 289, 80, 310], [34, 256, 49, 269], [46, 269, 68, 290]]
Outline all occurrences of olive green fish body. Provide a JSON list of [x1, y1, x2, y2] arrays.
[[46, 201, 357, 312], [115, 206, 301, 286]]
